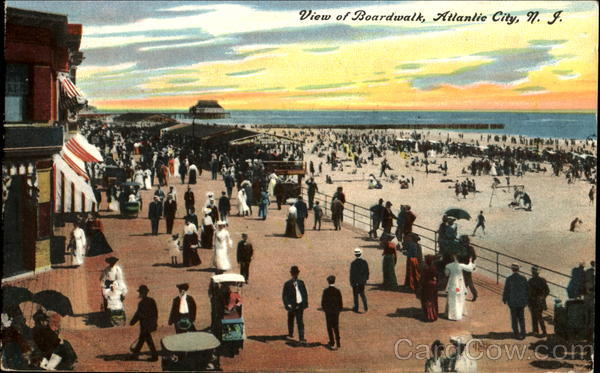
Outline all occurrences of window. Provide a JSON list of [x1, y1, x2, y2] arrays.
[[5, 64, 30, 122]]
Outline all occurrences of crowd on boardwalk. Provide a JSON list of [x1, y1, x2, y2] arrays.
[[1, 122, 596, 372]]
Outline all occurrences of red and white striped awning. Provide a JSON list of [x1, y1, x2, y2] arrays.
[[60, 146, 89, 181], [58, 73, 87, 112], [53, 154, 96, 213], [65, 134, 103, 162]]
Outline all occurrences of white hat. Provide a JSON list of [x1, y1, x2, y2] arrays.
[[354, 247, 362, 255], [216, 220, 227, 226], [450, 333, 472, 345], [203, 208, 212, 214]]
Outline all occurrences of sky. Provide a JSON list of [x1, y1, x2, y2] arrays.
[[8, 1, 598, 112]]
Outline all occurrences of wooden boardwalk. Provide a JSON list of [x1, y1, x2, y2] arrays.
[[3, 172, 589, 372]]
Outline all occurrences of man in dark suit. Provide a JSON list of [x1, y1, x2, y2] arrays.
[[93, 185, 103, 211], [282, 266, 308, 343], [184, 186, 195, 216], [237, 233, 253, 283], [218, 191, 231, 223], [274, 181, 284, 210], [168, 283, 197, 334], [130, 285, 158, 361], [321, 275, 343, 350], [294, 196, 308, 234], [528, 266, 549, 337], [148, 196, 163, 235], [163, 194, 177, 235], [224, 173, 235, 199], [503, 264, 529, 339], [154, 185, 165, 202], [350, 248, 369, 313]]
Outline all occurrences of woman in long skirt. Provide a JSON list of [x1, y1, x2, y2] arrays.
[[85, 213, 113, 257], [444, 254, 475, 321], [201, 208, 215, 248], [285, 205, 302, 238], [182, 220, 201, 267], [70, 222, 87, 267], [381, 235, 398, 289], [188, 164, 198, 185], [213, 221, 232, 274], [418, 255, 439, 322], [143, 169, 152, 190], [237, 189, 250, 216], [403, 233, 423, 291]]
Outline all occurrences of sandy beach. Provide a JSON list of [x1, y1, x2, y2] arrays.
[[257, 127, 596, 294]]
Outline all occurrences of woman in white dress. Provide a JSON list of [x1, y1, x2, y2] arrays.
[[70, 222, 87, 267], [444, 254, 476, 321], [237, 189, 250, 216], [213, 221, 232, 274], [133, 168, 145, 186], [143, 169, 152, 190], [172, 155, 180, 178], [490, 161, 498, 177], [267, 174, 277, 198]]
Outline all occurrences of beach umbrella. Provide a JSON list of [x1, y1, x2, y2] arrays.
[[32, 290, 73, 316], [2, 285, 33, 310], [444, 208, 471, 221]]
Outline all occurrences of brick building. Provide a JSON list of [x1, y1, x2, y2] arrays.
[[3, 7, 88, 279]]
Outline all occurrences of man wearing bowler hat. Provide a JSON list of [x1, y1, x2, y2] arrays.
[[321, 275, 343, 350], [168, 283, 197, 334], [130, 285, 158, 361], [503, 263, 529, 339], [282, 266, 308, 343]]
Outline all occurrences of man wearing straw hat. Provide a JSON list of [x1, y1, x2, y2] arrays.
[[502, 263, 529, 339], [349, 248, 369, 313], [528, 265, 549, 337]]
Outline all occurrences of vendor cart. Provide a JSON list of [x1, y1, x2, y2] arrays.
[[119, 181, 142, 218], [161, 332, 220, 371], [209, 273, 246, 357]]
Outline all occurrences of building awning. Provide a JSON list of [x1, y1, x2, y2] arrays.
[[229, 133, 302, 146], [58, 73, 87, 112], [60, 146, 89, 181], [65, 133, 103, 162], [53, 154, 96, 213]]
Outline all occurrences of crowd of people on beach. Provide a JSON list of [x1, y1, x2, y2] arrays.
[[2, 119, 596, 371]]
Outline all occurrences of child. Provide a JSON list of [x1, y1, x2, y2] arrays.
[[168, 234, 181, 265], [313, 201, 323, 230]]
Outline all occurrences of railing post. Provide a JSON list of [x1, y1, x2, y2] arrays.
[[496, 253, 500, 284], [353, 204, 356, 227], [325, 194, 328, 216], [434, 231, 438, 254]]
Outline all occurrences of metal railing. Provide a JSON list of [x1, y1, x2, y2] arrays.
[[302, 188, 572, 300]]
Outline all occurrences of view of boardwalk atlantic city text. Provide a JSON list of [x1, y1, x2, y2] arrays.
[[1, 1, 597, 372]]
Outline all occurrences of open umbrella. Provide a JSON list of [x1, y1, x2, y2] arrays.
[[2, 285, 33, 310], [444, 208, 471, 220], [32, 290, 73, 316]]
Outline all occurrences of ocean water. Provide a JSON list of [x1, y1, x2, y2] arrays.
[[185, 110, 598, 139]]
